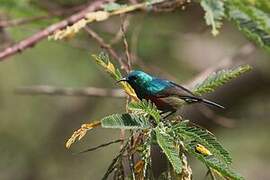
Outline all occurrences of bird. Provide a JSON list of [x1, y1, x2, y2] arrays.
[[117, 70, 224, 117]]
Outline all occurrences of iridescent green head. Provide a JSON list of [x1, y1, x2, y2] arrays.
[[117, 70, 153, 94], [126, 70, 153, 85]]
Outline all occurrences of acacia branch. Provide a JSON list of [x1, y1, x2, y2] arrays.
[[84, 16, 132, 73], [0, 0, 114, 61], [84, 26, 128, 71], [0, 4, 89, 28]]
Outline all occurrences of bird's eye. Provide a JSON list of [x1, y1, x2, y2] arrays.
[[130, 76, 138, 81]]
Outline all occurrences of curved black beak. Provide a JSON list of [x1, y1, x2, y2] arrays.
[[116, 77, 128, 84]]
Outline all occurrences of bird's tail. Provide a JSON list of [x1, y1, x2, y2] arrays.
[[201, 99, 225, 109]]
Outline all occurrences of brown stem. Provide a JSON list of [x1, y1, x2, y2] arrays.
[[0, 0, 115, 61], [84, 26, 130, 72]]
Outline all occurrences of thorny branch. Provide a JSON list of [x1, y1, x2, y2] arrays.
[[84, 26, 129, 72], [0, 0, 115, 60], [0, 4, 88, 28]]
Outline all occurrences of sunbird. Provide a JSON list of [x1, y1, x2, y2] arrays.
[[117, 70, 224, 116]]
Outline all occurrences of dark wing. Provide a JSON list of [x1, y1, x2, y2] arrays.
[[154, 80, 224, 109], [153, 80, 196, 99], [169, 81, 196, 96], [148, 79, 224, 109]]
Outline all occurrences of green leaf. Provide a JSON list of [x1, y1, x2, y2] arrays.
[[173, 121, 232, 165], [193, 65, 252, 95], [92, 52, 122, 81], [172, 121, 244, 179], [201, 0, 225, 36], [155, 127, 182, 174], [101, 113, 150, 129], [186, 141, 244, 180], [226, 1, 270, 50], [93, 52, 138, 100], [128, 99, 161, 123]]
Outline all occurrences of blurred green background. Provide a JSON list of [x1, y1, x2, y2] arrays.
[[0, 1, 270, 179]]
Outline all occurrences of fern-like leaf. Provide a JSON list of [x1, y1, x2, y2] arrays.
[[193, 65, 252, 95], [201, 0, 225, 36], [101, 113, 150, 129], [226, 1, 270, 50], [128, 99, 161, 123], [155, 127, 182, 174], [173, 121, 232, 165], [186, 141, 244, 180], [172, 121, 244, 179], [93, 52, 138, 100]]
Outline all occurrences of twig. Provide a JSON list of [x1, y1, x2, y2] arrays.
[[121, 15, 132, 72], [15, 85, 126, 98], [102, 141, 129, 180], [0, 0, 115, 61], [0, 4, 87, 28], [75, 139, 123, 154], [84, 26, 130, 72], [109, 17, 130, 45], [205, 167, 217, 180], [128, 131, 136, 180]]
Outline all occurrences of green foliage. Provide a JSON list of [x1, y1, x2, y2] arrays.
[[172, 121, 243, 180], [186, 141, 244, 180], [225, 1, 270, 51], [155, 126, 182, 174], [200, 0, 225, 36], [251, 0, 270, 12], [101, 113, 150, 129], [93, 52, 122, 81], [173, 121, 232, 164], [199, 0, 270, 50], [193, 65, 252, 95], [128, 99, 161, 123]]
